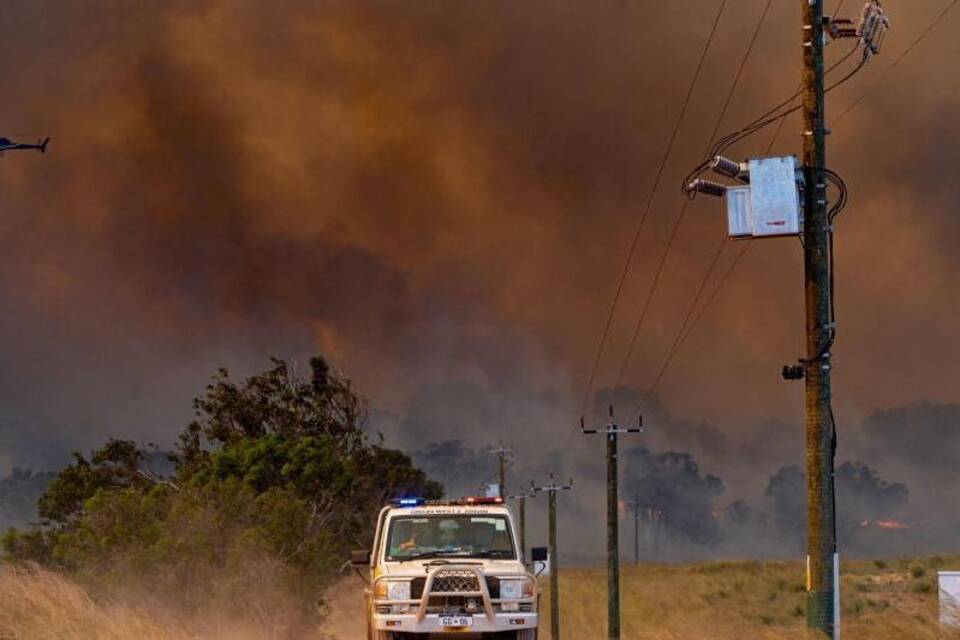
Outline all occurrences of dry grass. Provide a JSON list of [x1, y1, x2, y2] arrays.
[[4, 558, 960, 639], [0, 566, 328, 640], [0, 566, 190, 640], [540, 556, 960, 640]]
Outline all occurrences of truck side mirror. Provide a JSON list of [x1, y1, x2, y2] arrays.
[[351, 548, 371, 566], [531, 547, 548, 562]]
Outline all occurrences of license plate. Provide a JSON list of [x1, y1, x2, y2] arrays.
[[439, 615, 473, 627]]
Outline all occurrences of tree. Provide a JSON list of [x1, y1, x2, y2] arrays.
[[3, 356, 441, 625], [766, 462, 908, 550], [623, 447, 725, 548]]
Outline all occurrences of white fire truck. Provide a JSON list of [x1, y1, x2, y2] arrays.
[[352, 496, 539, 639]]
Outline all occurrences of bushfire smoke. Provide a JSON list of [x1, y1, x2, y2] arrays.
[[0, 1, 957, 560]]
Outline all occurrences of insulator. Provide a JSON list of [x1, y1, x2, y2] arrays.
[[688, 178, 727, 197], [711, 156, 746, 180], [858, 2, 890, 55]]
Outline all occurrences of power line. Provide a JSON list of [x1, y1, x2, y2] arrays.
[[577, 0, 730, 419], [614, 197, 691, 388], [648, 83, 803, 392], [647, 7, 882, 396], [650, 239, 751, 392], [654, 0, 960, 388], [648, 42, 862, 392], [648, 234, 729, 391], [615, 0, 774, 389], [683, 41, 865, 193], [646, 66, 796, 394], [834, 0, 960, 125]]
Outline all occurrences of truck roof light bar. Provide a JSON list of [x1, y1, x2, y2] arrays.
[[393, 497, 426, 507]]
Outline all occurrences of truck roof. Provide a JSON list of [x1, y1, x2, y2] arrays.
[[383, 497, 513, 517], [387, 504, 512, 517]]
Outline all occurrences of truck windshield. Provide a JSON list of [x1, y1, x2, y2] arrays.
[[386, 515, 516, 561]]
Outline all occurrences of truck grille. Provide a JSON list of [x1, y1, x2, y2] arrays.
[[431, 570, 480, 593], [412, 575, 499, 600]]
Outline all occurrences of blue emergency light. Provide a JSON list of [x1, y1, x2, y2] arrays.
[[393, 497, 425, 507]]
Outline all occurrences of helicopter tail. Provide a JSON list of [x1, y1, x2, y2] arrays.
[[39, 137, 50, 153]]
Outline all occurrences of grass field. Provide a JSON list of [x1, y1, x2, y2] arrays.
[[3, 558, 959, 639], [539, 556, 960, 639]]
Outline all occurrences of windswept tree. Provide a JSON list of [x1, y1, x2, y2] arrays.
[[3, 356, 441, 625]]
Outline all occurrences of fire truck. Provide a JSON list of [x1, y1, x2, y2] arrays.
[[351, 496, 539, 639]]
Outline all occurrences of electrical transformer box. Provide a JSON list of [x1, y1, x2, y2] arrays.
[[722, 155, 802, 239], [747, 155, 801, 237]]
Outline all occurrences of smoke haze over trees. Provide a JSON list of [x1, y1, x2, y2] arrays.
[[0, 1, 956, 564], [622, 448, 725, 549], [0, 469, 55, 530]]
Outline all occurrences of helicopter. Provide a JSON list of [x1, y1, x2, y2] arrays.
[[0, 136, 49, 154]]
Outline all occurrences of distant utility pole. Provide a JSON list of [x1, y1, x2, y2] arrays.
[[492, 443, 513, 499], [582, 407, 642, 640], [508, 490, 536, 562], [800, 0, 837, 636], [531, 474, 573, 640], [631, 494, 641, 565]]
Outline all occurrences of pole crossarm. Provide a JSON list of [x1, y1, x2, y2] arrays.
[[530, 477, 574, 494]]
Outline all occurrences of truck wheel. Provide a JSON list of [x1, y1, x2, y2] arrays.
[[516, 630, 537, 640]]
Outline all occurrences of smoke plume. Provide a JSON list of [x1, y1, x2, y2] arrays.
[[0, 1, 956, 561]]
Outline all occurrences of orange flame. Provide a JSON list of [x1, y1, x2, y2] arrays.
[[876, 519, 910, 530], [859, 519, 910, 530]]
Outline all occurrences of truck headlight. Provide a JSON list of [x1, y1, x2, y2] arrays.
[[500, 578, 534, 599], [375, 580, 411, 601]]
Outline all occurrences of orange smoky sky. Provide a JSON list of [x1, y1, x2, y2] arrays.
[[0, 0, 957, 470]]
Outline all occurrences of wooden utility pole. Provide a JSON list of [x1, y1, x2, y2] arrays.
[[493, 443, 512, 499], [800, 0, 837, 636], [632, 495, 641, 565], [508, 491, 536, 562], [583, 407, 641, 640], [532, 475, 572, 640]]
